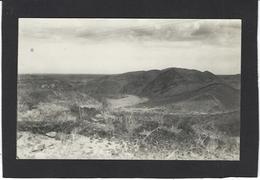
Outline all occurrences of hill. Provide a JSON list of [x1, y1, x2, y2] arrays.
[[80, 68, 240, 112], [18, 68, 240, 113]]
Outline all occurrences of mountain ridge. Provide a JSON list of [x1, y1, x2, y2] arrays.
[[18, 67, 240, 113], [81, 67, 240, 112]]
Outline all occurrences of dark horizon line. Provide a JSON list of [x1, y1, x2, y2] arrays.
[[17, 72, 241, 76], [17, 66, 241, 76]]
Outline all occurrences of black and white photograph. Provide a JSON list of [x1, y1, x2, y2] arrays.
[[17, 18, 241, 160]]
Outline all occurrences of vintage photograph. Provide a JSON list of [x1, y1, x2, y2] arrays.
[[17, 19, 241, 160]]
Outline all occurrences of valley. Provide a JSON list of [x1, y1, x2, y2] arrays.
[[17, 67, 240, 160]]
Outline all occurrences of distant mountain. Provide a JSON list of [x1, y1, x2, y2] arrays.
[[140, 68, 220, 97], [83, 70, 161, 95], [80, 67, 240, 112]]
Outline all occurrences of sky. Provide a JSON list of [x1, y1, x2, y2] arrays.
[[18, 18, 241, 75]]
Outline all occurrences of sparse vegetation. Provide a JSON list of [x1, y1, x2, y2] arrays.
[[17, 72, 240, 160]]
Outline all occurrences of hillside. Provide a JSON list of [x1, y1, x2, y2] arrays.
[[218, 74, 241, 89], [17, 68, 241, 160], [140, 68, 220, 97], [82, 70, 161, 95], [18, 68, 240, 113], [79, 68, 240, 112]]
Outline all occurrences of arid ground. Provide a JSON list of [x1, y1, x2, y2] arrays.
[[17, 68, 240, 160]]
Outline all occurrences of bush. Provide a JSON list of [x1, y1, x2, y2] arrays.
[[17, 120, 81, 134]]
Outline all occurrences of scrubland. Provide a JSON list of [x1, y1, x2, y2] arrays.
[[17, 74, 240, 160]]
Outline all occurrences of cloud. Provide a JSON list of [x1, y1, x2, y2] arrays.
[[191, 24, 213, 36], [19, 19, 241, 47]]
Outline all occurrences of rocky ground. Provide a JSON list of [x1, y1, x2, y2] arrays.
[[17, 131, 239, 160], [17, 131, 135, 159]]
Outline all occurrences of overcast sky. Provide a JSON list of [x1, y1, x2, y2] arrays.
[[18, 18, 241, 74]]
